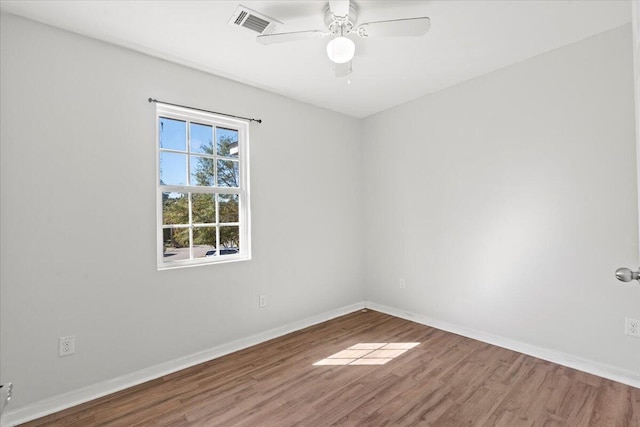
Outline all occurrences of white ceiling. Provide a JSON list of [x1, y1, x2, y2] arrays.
[[0, 0, 632, 118]]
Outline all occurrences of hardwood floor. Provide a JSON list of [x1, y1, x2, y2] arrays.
[[20, 310, 640, 426]]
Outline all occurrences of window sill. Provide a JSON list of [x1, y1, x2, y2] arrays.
[[157, 255, 251, 271]]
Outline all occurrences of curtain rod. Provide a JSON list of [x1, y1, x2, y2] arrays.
[[148, 98, 262, 124]]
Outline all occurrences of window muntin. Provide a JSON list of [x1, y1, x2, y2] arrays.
[[156, 105, 250, 269]]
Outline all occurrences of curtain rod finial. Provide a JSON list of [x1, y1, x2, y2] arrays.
[[148, 98, 155, 103]]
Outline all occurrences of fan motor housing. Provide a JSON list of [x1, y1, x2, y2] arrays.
[[324, 2, 358, 33]]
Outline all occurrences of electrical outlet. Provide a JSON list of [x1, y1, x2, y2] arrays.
[[0, 382, 13, 415], [625, 318, 640, 338], [59, 336, 75, 356], [259, 295, 267, 308], [399, 278, 406, 289]]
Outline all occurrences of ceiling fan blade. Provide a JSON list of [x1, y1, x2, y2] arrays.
[[357, 17, 431, 38], [329, 0, 350, 18], [257, 30, 326, 45], [334, 60, 352, 77]]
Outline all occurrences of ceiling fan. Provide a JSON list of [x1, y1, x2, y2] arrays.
[[256, 0, 431, 77]]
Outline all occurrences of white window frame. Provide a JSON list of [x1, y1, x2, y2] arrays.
[[155, 103, 251, 269]]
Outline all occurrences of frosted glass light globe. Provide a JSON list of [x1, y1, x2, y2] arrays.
[[326, 36, 355, 64]]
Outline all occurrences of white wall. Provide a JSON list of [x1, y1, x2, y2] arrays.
[[363, 24, 640, 375], [0, 13, 364, 409], [634, 0, 640, 247]]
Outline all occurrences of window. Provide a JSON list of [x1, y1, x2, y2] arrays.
[[155, 104, 250, 269]]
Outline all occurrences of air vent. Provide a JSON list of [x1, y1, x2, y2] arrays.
[[228, 5, 282, 35], [234, 11, 248, 26]]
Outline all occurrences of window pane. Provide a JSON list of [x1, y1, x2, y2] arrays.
[[217, 160, 239, 188], [159, 117, 186, 151], [192, 193, 216, 224], [219, 226, 240, 254], [160, 152, 187, 185], [190, 122, 213, 155], [157, 106, 249, 268], [162, 192, 188, 225], [217, 127, 239, 158], [193, 227, 216, 258], [190, 155, 215, 186], [163, 227, 190, 261], [219, 194, 239, 223]]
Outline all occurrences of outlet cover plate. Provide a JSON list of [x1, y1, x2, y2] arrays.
[[625, 318, 640, 338], [59, 335, 75, 356]]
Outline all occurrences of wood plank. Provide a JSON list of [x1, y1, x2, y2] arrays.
[[18, 310, 639, 427]]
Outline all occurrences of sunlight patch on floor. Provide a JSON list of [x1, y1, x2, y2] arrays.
[[313, 342, 420, 366]]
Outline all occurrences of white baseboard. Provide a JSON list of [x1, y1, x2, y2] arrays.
[[4, 299, 638, 426], [0, 301, 366, 427], [364, 301, 640, 389]]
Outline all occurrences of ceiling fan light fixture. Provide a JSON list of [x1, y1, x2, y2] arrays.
[[326, 36, 355, 64]]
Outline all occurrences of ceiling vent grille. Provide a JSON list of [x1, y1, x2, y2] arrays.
[[228, 5, 282, 35]]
